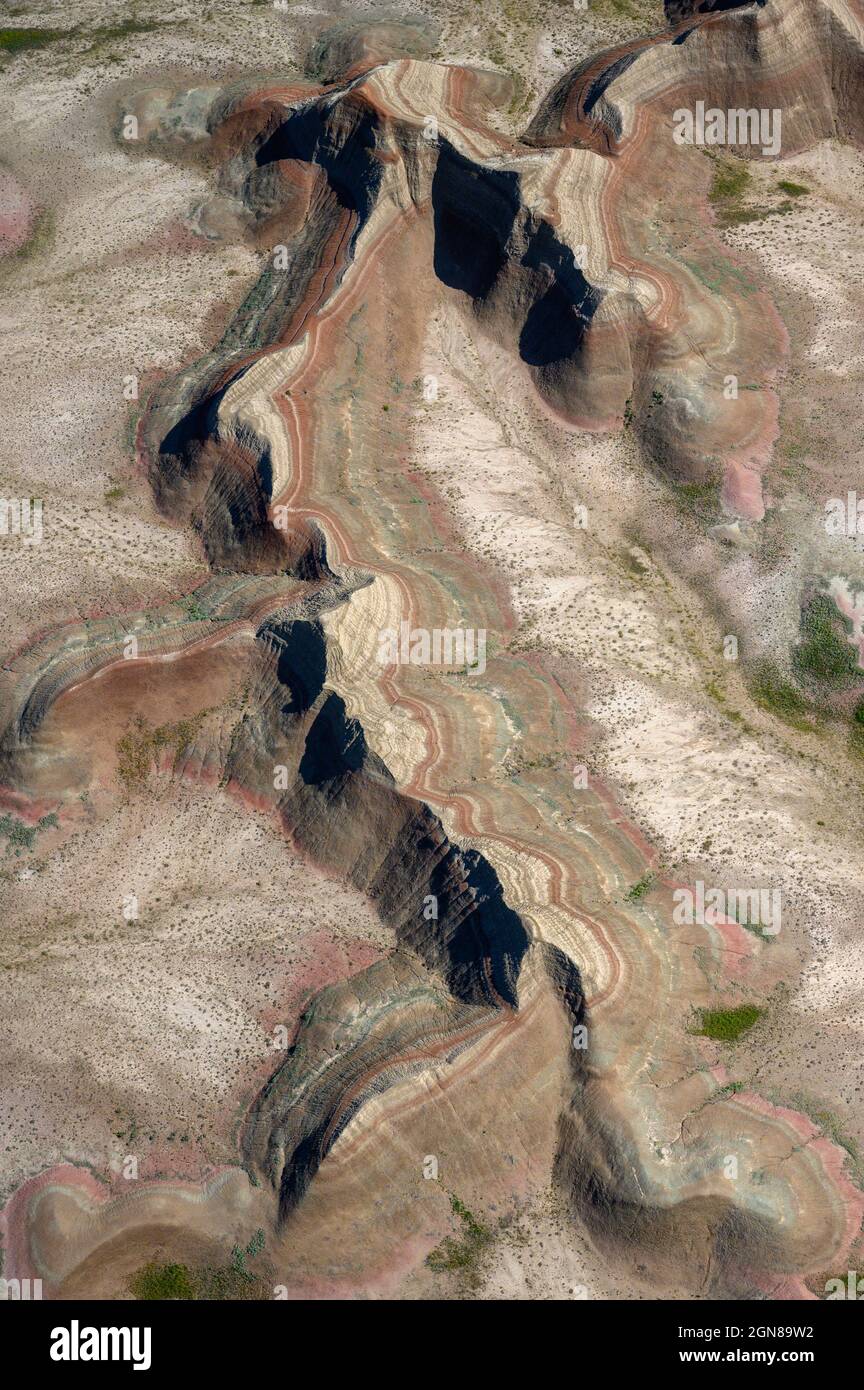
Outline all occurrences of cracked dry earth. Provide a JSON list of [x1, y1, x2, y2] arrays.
[[1, 0, 864, 1301]]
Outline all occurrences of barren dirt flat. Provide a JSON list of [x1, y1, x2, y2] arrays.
[[1, 0, 864, 1316]]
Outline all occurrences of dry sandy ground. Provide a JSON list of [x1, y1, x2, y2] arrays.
[[410, 137, 864, 1156], [1, 0, 863, 1299], [0, 780, 388, 1203]]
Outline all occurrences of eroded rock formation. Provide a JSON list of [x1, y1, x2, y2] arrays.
[[2, 0, 864, 1299]]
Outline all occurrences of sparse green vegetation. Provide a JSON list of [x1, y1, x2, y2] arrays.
[[749, 658, 817, 731], [129, 1261, 195, 1301], [0, 28, 66, 53], [0, 815, 36, 852], [590, 0, 665, 18], [718, 1080, 745, 1096], [245, 1228, 266, 1257], [667, 474, 721, 523], [625, 872, 655, 902], [0, 209, 55, 282], [792, 594, 860, 690], [485, 44, 534, 121], [426, 1193, 494, 1290], [704, 678, 750, 730], [781, 1092, 864, 1188], [0, 811, 58, 855], [0, 16, 173, 70], [705, 159, 803, 227], [89, 19, 162, 43], [180, 596, 210, 623], [708, 157, 753, 225], [673, 481, 715, 504], [116, 712, 210, 791], [693, 1004, 762, 1042], [130, 1250, 270, 1302]]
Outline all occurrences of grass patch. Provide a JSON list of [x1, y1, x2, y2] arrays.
[[90, 20, 162, 42], [708, 157, 752, 225], [129, 1262, 195, 1301], [0, 28, 66, 53], [670, 481, 716, 505], [485, 45, 534, 121], [692, 1004, 762, 1042], [792, 594, 860, 691], [426, 1194, 494, 1291], [776, 179, 810, 197], [709, 163, 752, 202], [1, 18, 171, 67], [720, 207, 763, 226], [705, 160, 799, 226]]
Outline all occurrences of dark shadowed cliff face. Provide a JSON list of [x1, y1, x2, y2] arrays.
[[431, 138, 604, 374], [232, 617, 533, 1221], [432, 141, 520, 298], [240, 619, 531, 1015], [665, 0, 767, 21], [255, 99, 384, 242]]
